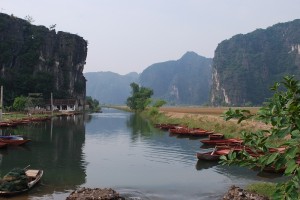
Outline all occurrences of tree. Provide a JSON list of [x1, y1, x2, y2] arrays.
[[126, 82, 153, 112], [220, 76, 300, 200], [13, 96, 28, 111], [49, 24, 56, 30], [86, 96, 101, 112], [24, 15, 34, 24], [153, 99, 167, 108]]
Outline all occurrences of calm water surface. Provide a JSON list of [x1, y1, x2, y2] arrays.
[[0, 108, 283, 200]]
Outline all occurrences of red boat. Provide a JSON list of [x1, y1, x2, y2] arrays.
[[200, 138, 243, 145], [189, 129, 212, 137], [169, 127, 188, 133], [0, 136, 31, 146], [155, 123, 180, 131], [169, 127, 212, 137], [209, 133, 224, 140], [196, 149, 231, 161], [0, 122, 17, 128]]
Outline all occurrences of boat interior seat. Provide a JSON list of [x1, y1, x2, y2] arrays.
[[26, 170, 39, 178]]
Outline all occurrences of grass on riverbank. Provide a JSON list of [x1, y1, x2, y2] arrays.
[[141, 106, 267, 139], [246, 182, 276, 199], [2, 113, 50, 120]]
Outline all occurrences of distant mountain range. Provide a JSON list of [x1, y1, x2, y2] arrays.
[[86, 19, 300, 106], [85, 52, 212, 105], [85, 71, 139, 105]]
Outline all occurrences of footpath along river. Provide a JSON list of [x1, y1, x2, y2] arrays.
[[0, 108, 283, 200]]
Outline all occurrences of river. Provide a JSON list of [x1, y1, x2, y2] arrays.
[[0, 108, 283, 200]]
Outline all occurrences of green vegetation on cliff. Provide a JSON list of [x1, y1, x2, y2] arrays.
[[211, 19, 300, 106], [0, 13, 87, 105]]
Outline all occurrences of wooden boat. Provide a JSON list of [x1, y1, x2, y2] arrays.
[[169, 127, 212, 137], [196, 145, 232, 161], [0, 136, 31, 146], [189, 129, 212, 137], [155, 123, 180, 131], [268, 147, 286, 153], [196, 152, 221, 161], [196, 149, 231, 161], [0, 122, 17, 128], [29, 117, 51, 122], [169, 127, 190, 134], [0, 168, 43, 196], [200, 138, 243, 145], [209, 133, 224, 140]]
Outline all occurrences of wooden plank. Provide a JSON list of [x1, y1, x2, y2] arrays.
[[26, 170, 39, 178]]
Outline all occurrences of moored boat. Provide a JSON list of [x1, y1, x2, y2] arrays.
[[189, 129, 211, 137], [0, 168, 43, 196], [169, 127, 212, 137], [196, 149, 231, 161], [209, 133, 224, 140], [155, 123, 180, 131], [196, 152, 221, 161], [200, 138, 243, 146], [0, 136, 31, 146]]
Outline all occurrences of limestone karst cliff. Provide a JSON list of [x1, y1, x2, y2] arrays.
[[0, 13, 87, 105], [140, 51, 212, 105], [211, 19, 300, 106]]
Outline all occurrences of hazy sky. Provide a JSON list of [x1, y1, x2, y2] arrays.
[[1, 0, 299, 74]]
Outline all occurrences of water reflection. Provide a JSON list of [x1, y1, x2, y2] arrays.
[[0, 115, 87, 198], [0, 108, 286, 200], [195, 159, 218, 170]]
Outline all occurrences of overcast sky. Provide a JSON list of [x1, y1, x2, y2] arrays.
[[1, 0, 299, 74]]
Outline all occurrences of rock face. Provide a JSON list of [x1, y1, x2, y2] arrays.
[[140, 51, 212, 105], [211, 19, 300, 106], [0, 13, 87, 104]]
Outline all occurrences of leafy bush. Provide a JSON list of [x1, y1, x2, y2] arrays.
[[220, 75, 300, 200]]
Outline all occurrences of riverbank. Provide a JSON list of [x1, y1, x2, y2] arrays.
[[145, 107, 276, 199], [142, 106, 268, 139], [0, 111, 82, 128]]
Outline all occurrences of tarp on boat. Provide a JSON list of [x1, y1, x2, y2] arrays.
[[0, 168, 28, 192]]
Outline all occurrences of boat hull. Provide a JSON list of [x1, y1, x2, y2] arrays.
[[0, 169, 43, 196], [0, 139, 31, 146]]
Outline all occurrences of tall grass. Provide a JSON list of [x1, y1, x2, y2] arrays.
[[142, 107, 264, 139]]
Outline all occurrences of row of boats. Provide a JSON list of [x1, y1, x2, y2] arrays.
[[0, 117, 51, 128], [0, 118, 45, 196], [0, 113, 79, 196], [0, 135, 43, 196], [155, 123, 218, 137], [155, 123, 288, 173]]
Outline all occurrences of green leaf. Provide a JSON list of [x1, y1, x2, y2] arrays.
[[285, 160, 297, 175], [285, 146, 299, 159], [266, 153, 279, 165]]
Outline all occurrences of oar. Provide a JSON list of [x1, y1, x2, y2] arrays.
[[211, 146, 217, 155], [23, 165, 30, 170]]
